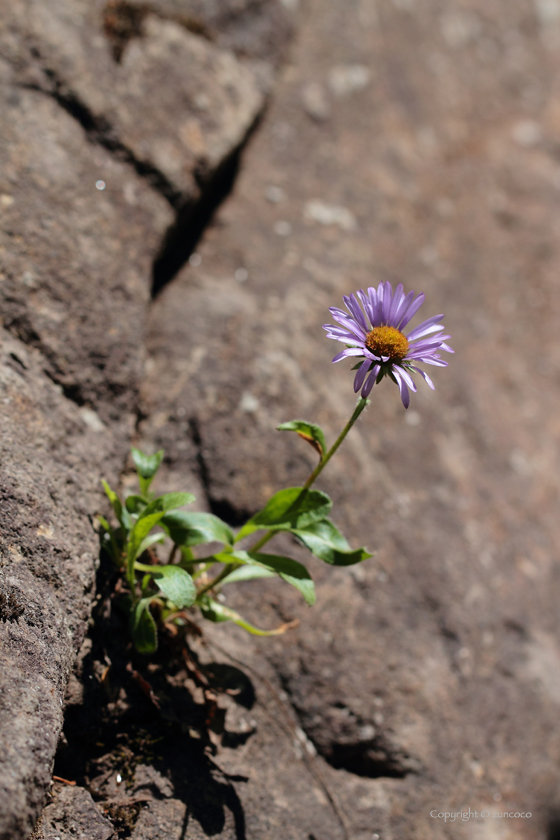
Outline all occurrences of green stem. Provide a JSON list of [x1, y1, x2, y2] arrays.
[[195, 397, 369, 593], [248, 398, 369, 554], [302, 397, 369, 489], [196, 563, 238, 600], [134, 561, 159, 573]]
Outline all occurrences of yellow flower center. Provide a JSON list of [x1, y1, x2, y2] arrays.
[[365, 325, 409, 360]]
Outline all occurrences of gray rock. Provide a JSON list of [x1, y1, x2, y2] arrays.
[[0, 329, 123, 840], [114, 0, 295, 66], [39, 786, 114, 840], [1, 0, 275, 202], [0, 0, 292, 834], [0, 55, 171, 421], [138, 0, 560, 835]]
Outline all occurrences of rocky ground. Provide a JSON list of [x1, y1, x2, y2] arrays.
[[3, 0, 560, 838]]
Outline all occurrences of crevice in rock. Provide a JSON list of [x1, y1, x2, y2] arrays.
[[21, 53, 183, 208], [41, 370, 87, 407], [188, 417, 254, 526], [0, 587, 26, 623], [103, 1, 151, 63], [278, 679, 416, 780], [150, 112, 263, 297], [102, 0, 213, 64], [19, 43, 266, 298], [548, 816, 560, 840], [324, 739, 413, 779]]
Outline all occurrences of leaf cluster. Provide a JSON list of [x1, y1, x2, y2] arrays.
[[98, 422, 372, 654]]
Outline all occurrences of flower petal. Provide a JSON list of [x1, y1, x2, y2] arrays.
[[406, 314, 444, 342], [410, 366, 435, 389], [393, 290, 415, 325], [397, 365, 417, 391], [387, 283, 404, 326], [344, 293, 369, 332], [416, 356, 448, 367], [392, 368, 410, 408], [323, 325, 364, 344], [398, 292, 425, 330], [353, 358, 372, 392], [330, 311, 367, 340], [368, 285, 383, 324], [361, 364, 381, 398], [381, 281, 393, 323], [332, 348, 365, 363], [356, 288, 375, 326]]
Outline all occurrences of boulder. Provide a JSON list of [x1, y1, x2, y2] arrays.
[[139, 0, 560, 835]]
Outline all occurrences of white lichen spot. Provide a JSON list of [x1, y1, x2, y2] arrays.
[[328, 64, 371, 97], [535, 0, 560, 25], [304, 200, 356, 231], [512, 120, 542, 147], [239, 392, 260, 413], [265, 185, 286, 203], [80, 407, 106, 432]]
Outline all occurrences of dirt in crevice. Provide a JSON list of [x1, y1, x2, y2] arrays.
[[102, 1, 213, 63], [54, 554, 255, 839]]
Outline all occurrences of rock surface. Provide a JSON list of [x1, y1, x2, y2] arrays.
[[0, 0, 289, 835], [138, 0, 560, 837], [1, 0, 279, 204], [0, 329, 124, 840], [39, 785, 114, 840], [4, 0, 560, 837]]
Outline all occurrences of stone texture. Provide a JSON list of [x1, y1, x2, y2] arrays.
[[1, 0, 275, 203], [0, 55, 171, 421], [0, 0, 292, 834], [119, 0, 294, 66], [39, 786, 114, 840], [138, 0, 560, 836], [0, 329, 124, 840]]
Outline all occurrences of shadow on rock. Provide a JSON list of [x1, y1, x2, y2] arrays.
[[52, 552, 256, 839]]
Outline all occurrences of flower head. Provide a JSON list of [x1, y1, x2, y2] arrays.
[[323, 282, 453, 408]]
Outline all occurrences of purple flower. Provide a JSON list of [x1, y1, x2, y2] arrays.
[[323, 282, 453, 408]]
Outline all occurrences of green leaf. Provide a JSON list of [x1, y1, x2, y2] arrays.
[[131, 447, 164, 480], [277, 420, 327, 459], [130, 598, 158, 654], [222, 566, 277, 584], [131, 448, 165, 497], [213, 549, 315, 605], [198, 597, 293, 636], [161, 511, 234, 548], [127, 513, 167, 582], [136, 532, 166, 558], [250, 552, 315, 605], [236, 487, 332, 541], [139, 492, 195, 520], [97, 515, 112, 532], [125, 494, 149, 515], [101, 480, 132, 531], [151, 565, 196, 609], [293, 519, 373, 566]]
